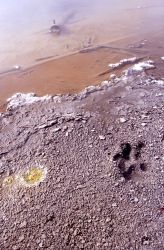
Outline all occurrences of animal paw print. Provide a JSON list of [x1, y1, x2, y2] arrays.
[[113, 142, 147, 180]]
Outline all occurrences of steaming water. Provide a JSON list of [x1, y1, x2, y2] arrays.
[[0, 0, 164, 70]]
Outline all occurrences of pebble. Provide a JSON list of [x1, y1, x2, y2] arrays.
[[18, 235, 24, 242], [154, 156, 159, 160], [62, 126, 68, 131], [120, 177, 125, 183], [120, 117, 127, 123], [39, 242, 43, 248], [19, 221, 27, 228], [155, 93, 163, 97], [53, 127, 61, 132], [112, 203, 117, 207], [65, 132, 69, 137], [75, 116, 83, 121], [143, 239, 150, 245], [141, 122, 147, 127], [134, 197, 139, 203], [106, 217, 111, 223], [36, 239, 41, 244], [99, 135, 106, 140]]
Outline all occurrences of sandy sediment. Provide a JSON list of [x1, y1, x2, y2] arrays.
[[0, 65, 163, 249]]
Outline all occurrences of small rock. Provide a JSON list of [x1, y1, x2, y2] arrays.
[[112, 203, 117, 207], [134, 197, 139, 203], [120, 177, 125, 183], [73, 229, 78, 236], [65, 132, 69, 137], [18, 235, 24, 242], [155, 93, 163, 97], [99, 135, 106, 140], [106, 217, 111, 223], [53, 127, 61, 132], [38, 124, 47, 129], [154, 156, 159, 160], [75, 116, 83, 121], [130, 189, 135, 193], [120, 117, 127, 123], [141, 122, 147, 127], [19, 221, 27, 228], [143, 239, 150, 245], [62, 125, 68, 131], [36, 239, 41, 244], [39, 242, 43, 248]]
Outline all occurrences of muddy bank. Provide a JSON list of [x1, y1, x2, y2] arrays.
[[0, 68, 163, 249]]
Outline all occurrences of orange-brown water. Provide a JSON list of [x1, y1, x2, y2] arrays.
[[0, 0, 164, 109], [0, 48, 133, 103]]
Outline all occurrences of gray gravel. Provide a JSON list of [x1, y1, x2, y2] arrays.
[[0, 71, 164, 250]]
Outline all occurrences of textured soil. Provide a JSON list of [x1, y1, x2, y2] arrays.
[[0, 71, 164, 249]]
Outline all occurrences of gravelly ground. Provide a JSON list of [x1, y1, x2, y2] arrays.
[[0, 71, 164, 250]]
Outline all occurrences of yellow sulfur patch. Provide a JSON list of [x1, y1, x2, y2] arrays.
[[3, 176, 14, 186], [22, 167, 46, 186]]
